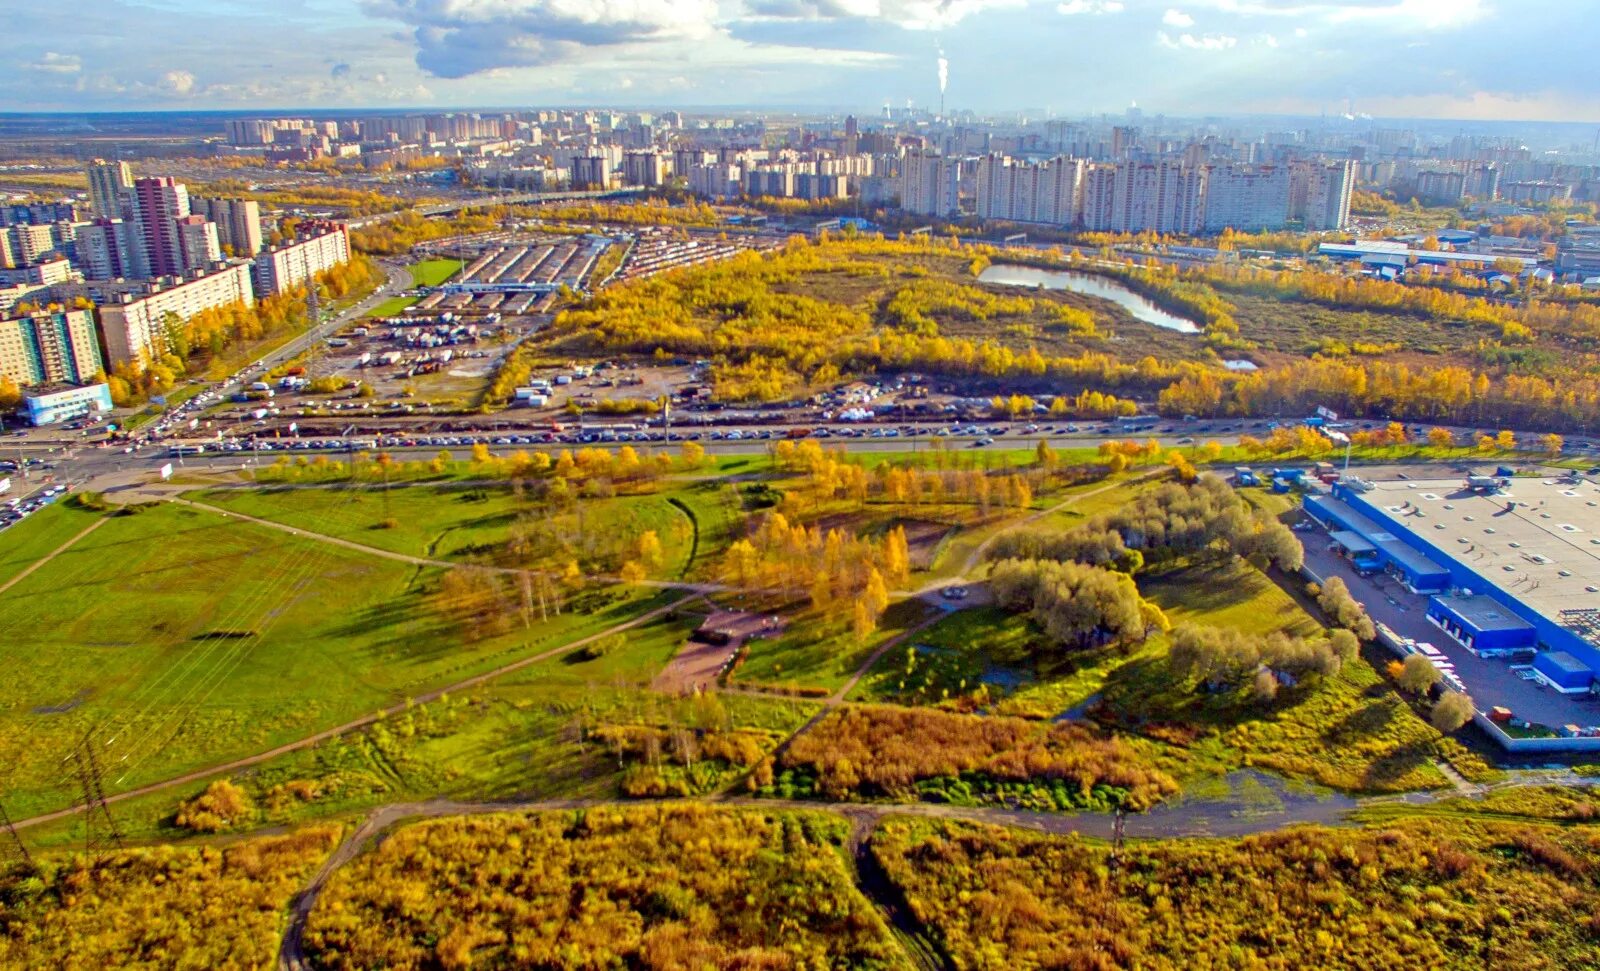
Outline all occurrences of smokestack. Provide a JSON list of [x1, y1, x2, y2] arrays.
[[937, 45, 948, 118]]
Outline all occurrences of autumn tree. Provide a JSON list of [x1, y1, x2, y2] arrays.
[[1398, 653, 1441, 694], [1432, 691, 1476, 731]]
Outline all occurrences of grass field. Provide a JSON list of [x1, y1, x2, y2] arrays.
[[366, 294, 419, 318], [191, 483, 702, 580], [20, 622, 820, 851], [409, 257, 462, 287], [731, 598, 938, 695], [0, 499, 677, 819], [0, 503, 102, 588]]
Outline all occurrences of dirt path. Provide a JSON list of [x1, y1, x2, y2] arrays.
[[0, 515, 107, 597], [9, 599, 689, 833]]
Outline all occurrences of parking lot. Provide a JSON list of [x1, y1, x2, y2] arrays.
[[1302, 525, 1600, 733]]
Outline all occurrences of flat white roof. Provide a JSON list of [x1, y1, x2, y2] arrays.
[[1358, 476, 1600, 624]]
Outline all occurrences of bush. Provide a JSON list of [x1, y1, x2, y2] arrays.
[[173, 780, 253, 833], [1432, 691, 1476, 731], [576, 633, 626, 661]]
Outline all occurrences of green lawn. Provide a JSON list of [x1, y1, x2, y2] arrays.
[[1099, 558, 1462, 793], [730, 598, 937, 695], [848, 605, 1138, 719], [191, 484, 700, 581], [367, 294, 419, 318], [0, 502, 102, 587], [0, 499, 676, 819], [409, 258, 462, 288]]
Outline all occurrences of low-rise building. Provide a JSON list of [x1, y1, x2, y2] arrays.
[[22, 382, 114, 425]]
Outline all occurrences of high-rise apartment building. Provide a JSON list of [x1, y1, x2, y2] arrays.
[[130, 177, 192, 278], [174, 215, 222, 272], [899, 153, 961, 217], [1112, 161, 1206, 234], [2, 224, 57, 267], [191, 197, 263, 255], [570, 155, 613, 189], [75, 219, 148, 280], [87, 159, 133, 219], [0, 309, 104, 387], [1289, 160, 1355, 232], [622, 151, 669, 188], [1201, 164, 1291, 232], [976, 155, 1084, 226]]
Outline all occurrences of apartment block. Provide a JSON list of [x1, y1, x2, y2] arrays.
[[87, 159, 133, 219], [75, 219, 148, 280], [97, 261, 256, 365], [252, 223, 350, 297], [899, 152, 961, 218], [130, 177, 191, 278], [175, 215, 222, 272], [622, 151, 669, 187], [0, 309, 103, 387], [191, 197, 264, 255]]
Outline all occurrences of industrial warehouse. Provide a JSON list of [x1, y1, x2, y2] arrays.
[[1304, 473, 1600, 748]]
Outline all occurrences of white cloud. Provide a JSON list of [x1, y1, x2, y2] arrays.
[[748, 0, 1026, 29], [1158, 30, 1237, 49], [369, 0, 722, 77], [1258, 32, 1278, 45], [160, 69, 196, 95], [29, 52, 82, 74], [1057, 0, 1125, 14], [1162, 8, 1195, 26], [1187, 0, 1489, 28]]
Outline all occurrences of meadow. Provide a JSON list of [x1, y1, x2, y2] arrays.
[[0, 499, 676, 819]]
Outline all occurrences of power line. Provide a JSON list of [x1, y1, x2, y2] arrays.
[[0, 797, 34, 871], [71, 732, 124, 856]]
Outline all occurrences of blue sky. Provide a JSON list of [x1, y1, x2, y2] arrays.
[[9, 0, 1597, 121]]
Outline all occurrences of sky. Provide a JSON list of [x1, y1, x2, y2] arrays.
[[8, 0, 1598, 122]]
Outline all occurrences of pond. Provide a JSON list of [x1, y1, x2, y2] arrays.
[[978, 263, 1203, 334]]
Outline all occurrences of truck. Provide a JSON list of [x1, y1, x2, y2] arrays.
[[249, 381, 272, 392], [0, 477, 10, 496]]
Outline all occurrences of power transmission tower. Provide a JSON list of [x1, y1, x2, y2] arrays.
[[1109, 807, 1126, 872], [305, 277, 324, 378], [71, 734, 124, 856], [0, 798, 34, 871]]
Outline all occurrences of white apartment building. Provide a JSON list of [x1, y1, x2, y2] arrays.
[[899, 152, 961, 218], [1289, 160, 1355, 232], [1202, 164, 1291, 233], [253, 224, 350, 297], [976, 155, 1084, 226], [621, 151, 669, 188], [191, 197, 264, 255], [688, 163, 742, 200], [97, 260, 256, 365]]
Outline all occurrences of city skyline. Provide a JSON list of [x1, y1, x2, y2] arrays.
[[10, 0, 1598, 123]]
